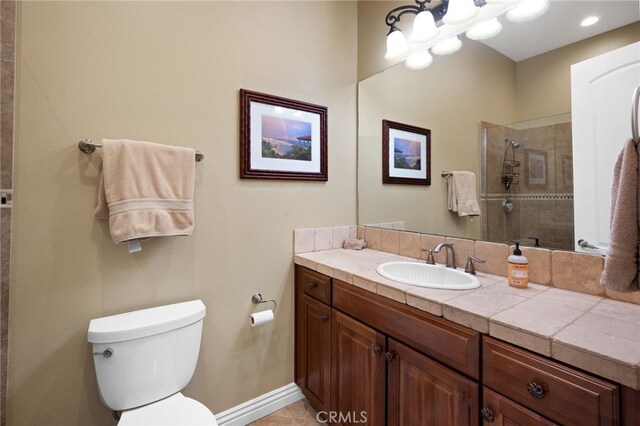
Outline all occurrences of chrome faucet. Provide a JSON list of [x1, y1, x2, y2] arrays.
[[433, 243, 456, 268]]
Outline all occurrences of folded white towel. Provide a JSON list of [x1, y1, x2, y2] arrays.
[[447, 171, 481, 217], [94, 139, 195, 246]]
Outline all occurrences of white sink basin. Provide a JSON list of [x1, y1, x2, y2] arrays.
[[376, 262, 480, 290]]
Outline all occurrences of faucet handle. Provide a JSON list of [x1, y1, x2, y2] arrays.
[[464, 256, 485, 275], [420, 248, 436, 265]]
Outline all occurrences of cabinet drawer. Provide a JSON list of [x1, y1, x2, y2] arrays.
[[483, 337, 619, 426], [295, 265, 332, 304], [333, 280, 480, 379]]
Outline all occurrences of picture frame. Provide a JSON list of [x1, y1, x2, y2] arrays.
[[382, 119, 431, 185], [240, 89, 328, 180]]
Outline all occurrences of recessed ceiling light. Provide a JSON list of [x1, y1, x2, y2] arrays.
[[580, 16, 600, 27]]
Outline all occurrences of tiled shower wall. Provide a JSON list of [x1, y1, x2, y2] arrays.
[[481, 121, 574, 250], [0, 1, 15, 425]]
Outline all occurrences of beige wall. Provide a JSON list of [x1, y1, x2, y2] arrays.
[[10, 2, 357, 425], [516, 22, 640, 121], [358, 40, 516, 237]]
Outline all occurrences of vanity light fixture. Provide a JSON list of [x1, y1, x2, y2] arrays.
[[384, 0, 550, 70]]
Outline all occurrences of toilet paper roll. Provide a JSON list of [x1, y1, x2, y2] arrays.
[[250, 310, 274, 327]]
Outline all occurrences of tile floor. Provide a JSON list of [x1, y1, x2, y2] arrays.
[[248, 399, 322, 425]]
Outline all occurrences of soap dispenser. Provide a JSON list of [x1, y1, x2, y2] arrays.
[[508, 242, 528, 288]]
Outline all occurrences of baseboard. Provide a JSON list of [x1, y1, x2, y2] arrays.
[[214, 382, 304, 426]]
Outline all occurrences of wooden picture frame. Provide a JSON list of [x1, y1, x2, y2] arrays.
[[382, 119, 431, 185], [240, 89, 328, 180]]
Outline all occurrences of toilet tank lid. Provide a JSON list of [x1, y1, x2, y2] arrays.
[[88, 300, 206, 344]]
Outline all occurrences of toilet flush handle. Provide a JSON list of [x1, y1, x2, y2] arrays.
[[93, 348, 113, 358]]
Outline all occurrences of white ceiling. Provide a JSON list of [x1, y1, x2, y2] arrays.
[[480, 0, 640, 62]]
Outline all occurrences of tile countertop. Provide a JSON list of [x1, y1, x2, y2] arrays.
[[293, 248, 640, 391]]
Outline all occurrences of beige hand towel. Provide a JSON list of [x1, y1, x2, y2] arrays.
[[95, 139, 195, 244], [601, 139, 639, 292], [447, 171, 481, 217]]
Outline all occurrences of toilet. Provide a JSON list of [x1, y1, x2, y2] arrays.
[[88, 300, 217, 425]]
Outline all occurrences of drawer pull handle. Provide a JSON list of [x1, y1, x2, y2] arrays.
[[480, 408, 495, 423], [385, 352, 395, 362], [527, 381, 546, 399], [373, 345, 382, 355], [307, 282, 318, 290], [321, 314, 329, 323]]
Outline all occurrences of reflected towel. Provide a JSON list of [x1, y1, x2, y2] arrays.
[[601, 139, 639, 292], [94, 139, 195, 244], [447, 171, 481, 217]]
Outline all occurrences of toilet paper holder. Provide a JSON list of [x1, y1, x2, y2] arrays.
[[251, 293, 277, 312]]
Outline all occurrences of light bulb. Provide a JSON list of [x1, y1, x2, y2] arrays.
[[405, 50, 434, 70], [431, 36, 462, 55], [442, 0, 479, 25], [466, 17, 503, 40], [411, 10, 440, 43], [506, 0, 549, 22], [385, 29, 410, 60]]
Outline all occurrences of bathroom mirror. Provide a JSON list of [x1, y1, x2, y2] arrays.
[[357, 1, 640, 250]]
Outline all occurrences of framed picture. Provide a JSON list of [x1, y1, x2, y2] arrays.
[[525, 149, 547, 187], [382, 120, 431, 185], [240, 89, 327, 180]]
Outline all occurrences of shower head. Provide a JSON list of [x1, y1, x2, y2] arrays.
[[505, 138, 520, 149]]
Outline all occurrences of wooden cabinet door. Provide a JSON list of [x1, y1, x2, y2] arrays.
[[482, 388, 558, 426], [295, 293, 332, 413], [387, 338, 479, 426], [332, 310, 386, 426]]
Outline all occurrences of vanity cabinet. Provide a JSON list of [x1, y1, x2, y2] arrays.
[[294, 265, 635, 425]]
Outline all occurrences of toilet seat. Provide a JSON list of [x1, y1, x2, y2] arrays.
[[118, 392, 218, 426]]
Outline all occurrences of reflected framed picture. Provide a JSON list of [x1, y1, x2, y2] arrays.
[[240, 89, 327, 180], [382, 119, 431, 185]]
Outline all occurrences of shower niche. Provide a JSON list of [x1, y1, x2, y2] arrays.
[[480, 115, 574, 250]]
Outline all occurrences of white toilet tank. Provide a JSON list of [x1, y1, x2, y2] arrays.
[[88, 300, 206, 411]]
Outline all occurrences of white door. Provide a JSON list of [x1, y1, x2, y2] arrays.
[[571, 41, 640, 254]]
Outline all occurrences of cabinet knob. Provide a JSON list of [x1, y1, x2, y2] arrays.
[[307, 282, 318, 290], [385, 352, 394, 362], [373, 345, 382, 355], [480, 407, 495, 423], [321, 314, 329, 323], [527, 381, 546, 399]]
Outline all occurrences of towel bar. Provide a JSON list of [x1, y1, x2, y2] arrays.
[[78, 139, 204, 162], [441, 171, 452, 177]]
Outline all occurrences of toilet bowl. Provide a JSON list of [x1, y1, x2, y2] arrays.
[[88, 300, 217, 425]]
